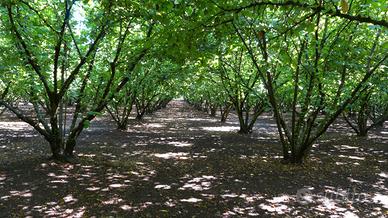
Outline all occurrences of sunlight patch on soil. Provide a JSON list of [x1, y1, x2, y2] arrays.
[[180, 197, 202, 203], [107, 173, 128, 179], [9, 189, 32, 198], [102, 152, 117, 158], [164, 199, 177, 207], [120, 204, 133, 210], [292, 185, 388, 216], [152, 152, 189, 160], [0, 173, 6, 184], [201, 126, 240, 132], [259, 204, 290, 214], [36, 204, 86, 217], [167, 141, 192, 147], [338, 155, 365, 160], [260, 156, 282, 161], [226, 206, 260, 216], [192, 118, 218, 122], [378, 172, 388, 178], [48, 172, 69, 184], [192, 153, 207, 159], [86, 186, 101, 191], [63, 194, 78, 203], [239, 193, 264, 203], [373, 194, 388, 209], [145, 123, 165, 128], [347, 177, 364, 184], [269, 195, 293, 203], [163, 117, 215, 122], [343, 211, 359, 218], [221, 193, 239, 198], [48, 173, 69, 179], [0, 195, 10, 200], [109, 183, 129, 188], [119, 201, 157, 213], [337, 145, 359, 150], [49, 180, 68, 184], [154, 184, 171, 190], [373, 177, 388, 193], [179, 175, 217, 191], [259, 195, 293, 215], [102, 197, 123, 205], [133, 123, 166, 128], [0, 121, 32, 131], [77, 153, 96, 158], [129, 168, 156, 182], [63, 207, 86, 218], [314, 198, 355, 215], [200, 193, 215, 199]]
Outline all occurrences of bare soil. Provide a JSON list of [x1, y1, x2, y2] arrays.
[[0, 100, 387, 217]]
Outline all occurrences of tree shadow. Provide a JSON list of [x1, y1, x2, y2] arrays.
[[0, 101, 387, 216]]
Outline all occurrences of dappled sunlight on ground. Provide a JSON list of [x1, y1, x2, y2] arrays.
[[259, 195, 293, 215], [179, 175, 217, 191], [167, 141, 192, 147], [373, 193, 388, 209], [0, 101, 387, 216], [180, 197, 203, 203], [0, 173, 6, 184], [30, 203, 86, 218], [200, 126, 240, 132], [0, 121, 33, 132], [292, 181, 388, 217], [0, 121, 39, 149], [152, 152, 190, 160]]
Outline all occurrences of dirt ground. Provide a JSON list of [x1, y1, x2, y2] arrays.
[[0, 100, 387, 217]]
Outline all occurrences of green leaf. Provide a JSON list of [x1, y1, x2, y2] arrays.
[[87, 111, 101, 117], [83, 120, 90, 129]]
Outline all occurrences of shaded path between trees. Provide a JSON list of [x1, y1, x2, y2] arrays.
[[0, 100, 387, 217]]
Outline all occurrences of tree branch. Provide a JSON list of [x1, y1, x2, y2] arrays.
[[59, 22, 108, 98], [221, 1, 388, 28], [53, 0, 74, 92], [19, 0, 58, 34], [7, 5, 52, 95], [0, 100, 50, 139]]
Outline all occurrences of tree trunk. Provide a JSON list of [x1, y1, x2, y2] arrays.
[[289, 142, 311, 164], [117, 120, 128, 130], [48, 136, 63, 160], [236, 108, 251, 134], [50, 144, 62, 159], [291, 153, 304, 164], [238, 123, 251, 134], [357, 127, 368, 137], [136, 112, 145, 120], [210, 107, 216, 117], [356, 97, 369, 137], [220, 104, 231, 123], [64, 137, 76, 157], [221, 112, 229, 123]]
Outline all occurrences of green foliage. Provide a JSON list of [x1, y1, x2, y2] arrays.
[[0, 0, 386, 162], [83, 120, 90, 129]]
